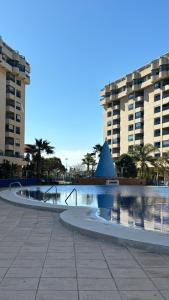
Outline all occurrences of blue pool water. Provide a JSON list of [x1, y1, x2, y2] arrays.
[[18, 185, 169, 233]]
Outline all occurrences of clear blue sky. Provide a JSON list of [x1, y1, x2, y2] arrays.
[[1, 0, 169, 165]]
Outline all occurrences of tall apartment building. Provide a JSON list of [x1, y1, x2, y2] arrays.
[[0, 38, 30, 165], [100, 53, 169, 160]]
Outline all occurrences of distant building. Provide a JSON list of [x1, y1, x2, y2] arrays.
[[100, 53, 169, 159], [0, 37, 30, 165]]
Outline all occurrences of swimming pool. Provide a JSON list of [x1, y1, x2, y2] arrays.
[[18, 185, 169, 233]]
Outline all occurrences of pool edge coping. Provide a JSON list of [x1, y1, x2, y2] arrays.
[[0, 187, 169, 254]]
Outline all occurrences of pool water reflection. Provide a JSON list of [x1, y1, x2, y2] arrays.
[[18, 185, 169, 233]]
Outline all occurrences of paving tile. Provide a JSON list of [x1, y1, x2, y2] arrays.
[[78, 278, 117, 290], [0, 291, 36, 299], [137, 257, 169, 267], [120, 290, 164, 300], [115, 278, 157, 291], [76, 253, 104, 259], [41, 267, 76, 277], [36, 291, 78, 300], [145, 268, 169, 278], [79, 291, 121, 300], [12, 258, 44, 267], [110, 267, 147, 278], [0, 268, 8, 279], [160, 290, 169, 299], [107, 258, 139, 268], [76, 259, 108, 269], [0, 277, 39, 290], [5, 267, 42, 277], [44, 258, 76, 268], [46, 252, 74, 259], [77, 267, 111, 278], [39, 278, 77, 290], [151, 277, 169, 290]]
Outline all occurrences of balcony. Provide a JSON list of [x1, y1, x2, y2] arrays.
[[113, 123, 120, 129], [5, 144, 14, 151], [110, 94, 116, 101], [112, 113, 120, 120], [12, 66, 19, 75], [6, 92, 15, 101], [135, 139, 143, 145], [113, 133, 120, 139], [6, 105, 15, 113]]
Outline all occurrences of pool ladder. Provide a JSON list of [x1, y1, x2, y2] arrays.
[[9, 181, 22, 190], [43, 185, 57, 202], [65, 188, 77, 206]]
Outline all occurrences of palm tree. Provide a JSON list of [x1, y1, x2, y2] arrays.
[[82, 153, 96, 175], [153, 155, 169, 184], [34, 139, 54, 178], [129, 144, 158, 178], [93, 144, 103, 158]]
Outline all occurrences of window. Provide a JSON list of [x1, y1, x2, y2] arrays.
[[107, 103, 112, 108], [128, 124, 133, 131], [107, 111, 112, 117], [107, 130, 111, 136], [154, 141, 161, 148], [113, 119, 120, 125], [135, 133, 143, 140], [16, 90, 21, 98], [163, 78, 169, 86], [6, 124, 14, 133], [128, 93, 134, 100], [113, 109, 120, 116], [154, 94, 161, 101], [113, 128, 120, 134], [135, 101, 144, 109], [16, 114, 21, 122], [135, 111, 144, 119], [16, 127, 20, 134], [128, 104, 133, 110], [163, 115, 169, 123], [107, 120, 112, 127], [5, 137, 14, 145], [135, 122, 143, 129], [6, 72, 15, 82], [162, 140, 169, 148], [107, 139, 111, 145], [128, 114, 133, 121], [16, 101, 21, 110], [6, 111, 14, 120], [154, 117, 160, 125], [6, 99, 15, 107], [152, 69, 159, 76], [162, 128, 169, 135], [15, 152, 20, 157], [16, 79, 21, 86], [6, 85, 15, 95], [15, 139, 20, 147], [128, 135, 133, 141], [154, 129, 160, 137], [112, 147, 120, 153], [154, 106, 161, 113], [154, 81, 161, 89], [163, 90, 169, 99], [112, 138, 120, 144], [5, 150, 14, 157], [162, 103, 169, 111], [154, 153, 160, 158]]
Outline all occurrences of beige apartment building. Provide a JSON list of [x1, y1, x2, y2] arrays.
[[100, 53, 169, 160], [0, 37, 30, 165]]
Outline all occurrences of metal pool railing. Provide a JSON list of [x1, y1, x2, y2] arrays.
[[65, 188, 77, 206], [43, 185, 57, 203], [9, 181, 22, 190]]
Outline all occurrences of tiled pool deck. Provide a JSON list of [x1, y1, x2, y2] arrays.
[[0, 198, 169, 299]]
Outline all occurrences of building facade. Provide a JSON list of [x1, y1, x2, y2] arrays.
[[0, 38, 30, 165], [100, 53, 169, 160]]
